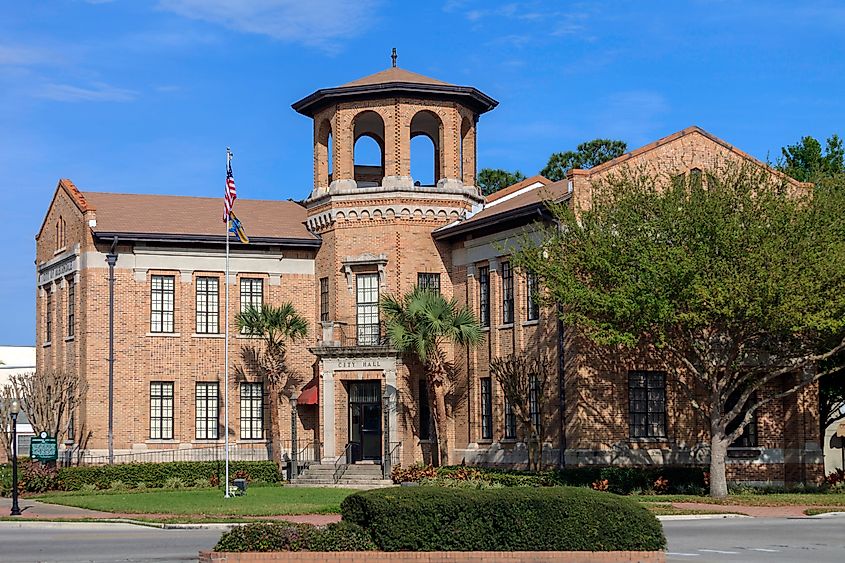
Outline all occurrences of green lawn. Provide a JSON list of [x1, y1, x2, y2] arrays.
[[35, 485, 357, 516], [634, 493, 845, 507]]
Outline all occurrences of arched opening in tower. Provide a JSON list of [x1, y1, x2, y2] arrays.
[[352, 110, 385, 187], [410, 110, 442, 187]]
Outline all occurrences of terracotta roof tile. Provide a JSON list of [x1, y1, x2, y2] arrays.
[[340, 67, 451, 87], [83, 192, 316, 242]]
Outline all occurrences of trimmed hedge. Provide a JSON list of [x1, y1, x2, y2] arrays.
[[341, 486, 666, 552], [58, 461, 280, 491], [214, 521, 376, 552], [432, 465, 707, 494]]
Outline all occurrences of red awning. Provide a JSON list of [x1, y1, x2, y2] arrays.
[[298, 378, 319, 405]]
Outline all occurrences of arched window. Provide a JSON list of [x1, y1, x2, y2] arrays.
[[410, 110, 443, 187], [352, 111, 385, 187]]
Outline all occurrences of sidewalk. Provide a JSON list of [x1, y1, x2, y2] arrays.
[[0, 497, 342, 525]]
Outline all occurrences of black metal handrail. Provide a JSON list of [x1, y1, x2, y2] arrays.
[[387, 441, 402, 466], [333, 442, 355, 484], [337, 322, 389, 347]]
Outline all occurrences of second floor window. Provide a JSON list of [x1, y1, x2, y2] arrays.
[[319, 277, 329, 322], [240, 278, 263, 333], [526, 271, 540, 321], [150, 382, 174, 440], [67, 279, 75, 337], [150, 275, 175, 333], [501, 261, 514, 324], [417, 272, 441, 293], [45, 287, 53, 343], [195, 382, 219, 440], [478, 266, 490, 327], [196, 277, 219, 334], [480, 377, 493, 440], [628, 371, 667, 438], [240, 382, 264, 440], [356, 273, 379, 345]]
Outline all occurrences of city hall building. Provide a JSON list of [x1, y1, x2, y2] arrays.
[[35, 65, 823, 484]]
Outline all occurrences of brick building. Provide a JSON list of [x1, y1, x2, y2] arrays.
[[35, 65, 823, 484]]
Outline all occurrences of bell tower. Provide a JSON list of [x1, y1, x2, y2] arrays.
[[292, 61, 497, 463]]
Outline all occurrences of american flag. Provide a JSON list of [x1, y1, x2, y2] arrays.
[[223, 148, 237, 222]]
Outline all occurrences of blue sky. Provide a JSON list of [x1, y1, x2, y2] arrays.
[[2, 1, 844, 345]]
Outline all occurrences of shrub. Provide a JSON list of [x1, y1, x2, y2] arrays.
[[306, 522, 377, 552], [825, 468, 845, 487], [341, 486, 666, 552], [193, 477, 211, 488], [0, 465, 12, 497], [163, 477, 184, 489], [81, 483, 97, 493], [390, 463, 437, 484], [419, 476, 503, 489], [58, 461, 280, 491], [215, 522, 316, 552], [109, 480, 129, 491], [135, 481, 148, 490], [21, 461, 60, 493]]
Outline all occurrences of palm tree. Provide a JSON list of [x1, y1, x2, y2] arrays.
[[381, 288, 482, 465], [236, 303, 308, 470]]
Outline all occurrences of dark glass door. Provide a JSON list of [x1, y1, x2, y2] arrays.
[[349, 382, 382, 462]]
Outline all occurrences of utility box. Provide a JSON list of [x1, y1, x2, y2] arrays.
[[233, 479, 247, 495]]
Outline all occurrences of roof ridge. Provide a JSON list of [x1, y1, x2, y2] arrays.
[[80, 190, 304, 205]]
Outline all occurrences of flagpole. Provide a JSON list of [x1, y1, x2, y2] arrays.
[[224, 150, 231, 499]]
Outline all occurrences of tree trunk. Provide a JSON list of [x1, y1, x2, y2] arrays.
[[268, 387, 284, 471], [709, 432, 729, 498], [432, 378, 450, 466]]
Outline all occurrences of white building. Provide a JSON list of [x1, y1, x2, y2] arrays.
[[0, 346, 36, 458]]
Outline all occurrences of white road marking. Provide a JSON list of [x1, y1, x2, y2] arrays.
[[698, 549, 740, 554], [667, 552, 700, 557], [749, 548, 781, 552]]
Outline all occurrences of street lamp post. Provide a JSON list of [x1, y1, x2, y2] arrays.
[[9, 399, 21, 516]]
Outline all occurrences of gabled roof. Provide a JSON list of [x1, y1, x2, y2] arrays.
[[340, 67, 450, 87], [84, 192, 319, 246], [485, 175, 551, 204], [292, 66, 498, 117], [36, 179, 92, 240]]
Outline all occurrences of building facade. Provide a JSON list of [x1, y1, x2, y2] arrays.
[[35, 66, 823, 483]]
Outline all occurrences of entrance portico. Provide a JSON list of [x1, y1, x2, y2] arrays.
[[317, 352, 400, 464]]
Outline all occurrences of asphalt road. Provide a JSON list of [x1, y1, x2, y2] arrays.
[[1, 515, 844, 562], [664, 515, 845, 562], [0, 522, 222, 562]]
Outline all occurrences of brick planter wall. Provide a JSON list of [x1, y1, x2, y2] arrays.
[[199, 551, 665, 563]]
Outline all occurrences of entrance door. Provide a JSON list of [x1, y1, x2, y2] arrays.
[[349, 381, 382, 462]]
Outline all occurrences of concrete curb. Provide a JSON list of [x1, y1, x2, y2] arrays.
[[805, 511, 845, 519], [0, 518, 239, 530], [657, 514, 751, 521]]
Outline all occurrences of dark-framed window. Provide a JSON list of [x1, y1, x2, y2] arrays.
[[195, 382, 219, 440], [356, 273, 380, 345], [526, 271, 540, 321], [150, 382, 174, 440], [417, 272, 441, 293], [240, 382, 264, 440], [501, 261, 514, 324], [150, 275, 175, 333], [529, 375, 540, 430], [45, 287, 53, 343], [504, 398, 516, 439], [478, 266, 490, 327], [628, 371, 667, 438], [419, 379, 431, 440], [196, 277, 219, 334], [67, 279, 75, 337], [726, 390, 758, 448], [239, 278, 263, 333], [480, 377, 493, 440], [319, 277, 329, 322]]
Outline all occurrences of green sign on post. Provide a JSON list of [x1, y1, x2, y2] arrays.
[[30, 431, 58, 462]]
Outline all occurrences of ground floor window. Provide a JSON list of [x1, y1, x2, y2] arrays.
[[726, 390, 759, 447], [150, 381, 174, 440], [504, 398, 516, 439], [240, 382, 264, 440], [195, 382, 219, 440], [628, 371, 666, 438], [419, 379, 431, 440], [480, 377, 493, 440]]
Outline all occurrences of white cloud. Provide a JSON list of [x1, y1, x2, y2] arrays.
[[0, 44, 54, 66], [37, 82, 138, 102], [156, 0, 380, 49]]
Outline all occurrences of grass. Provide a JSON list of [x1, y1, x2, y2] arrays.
[[641, 503, 743, 517], [804, 507, 845, 516], [634, 493, 845, 507], [34, 485, 357, 516]]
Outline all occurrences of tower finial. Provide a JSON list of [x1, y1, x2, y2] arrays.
[[391, 47, 397, 68]]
